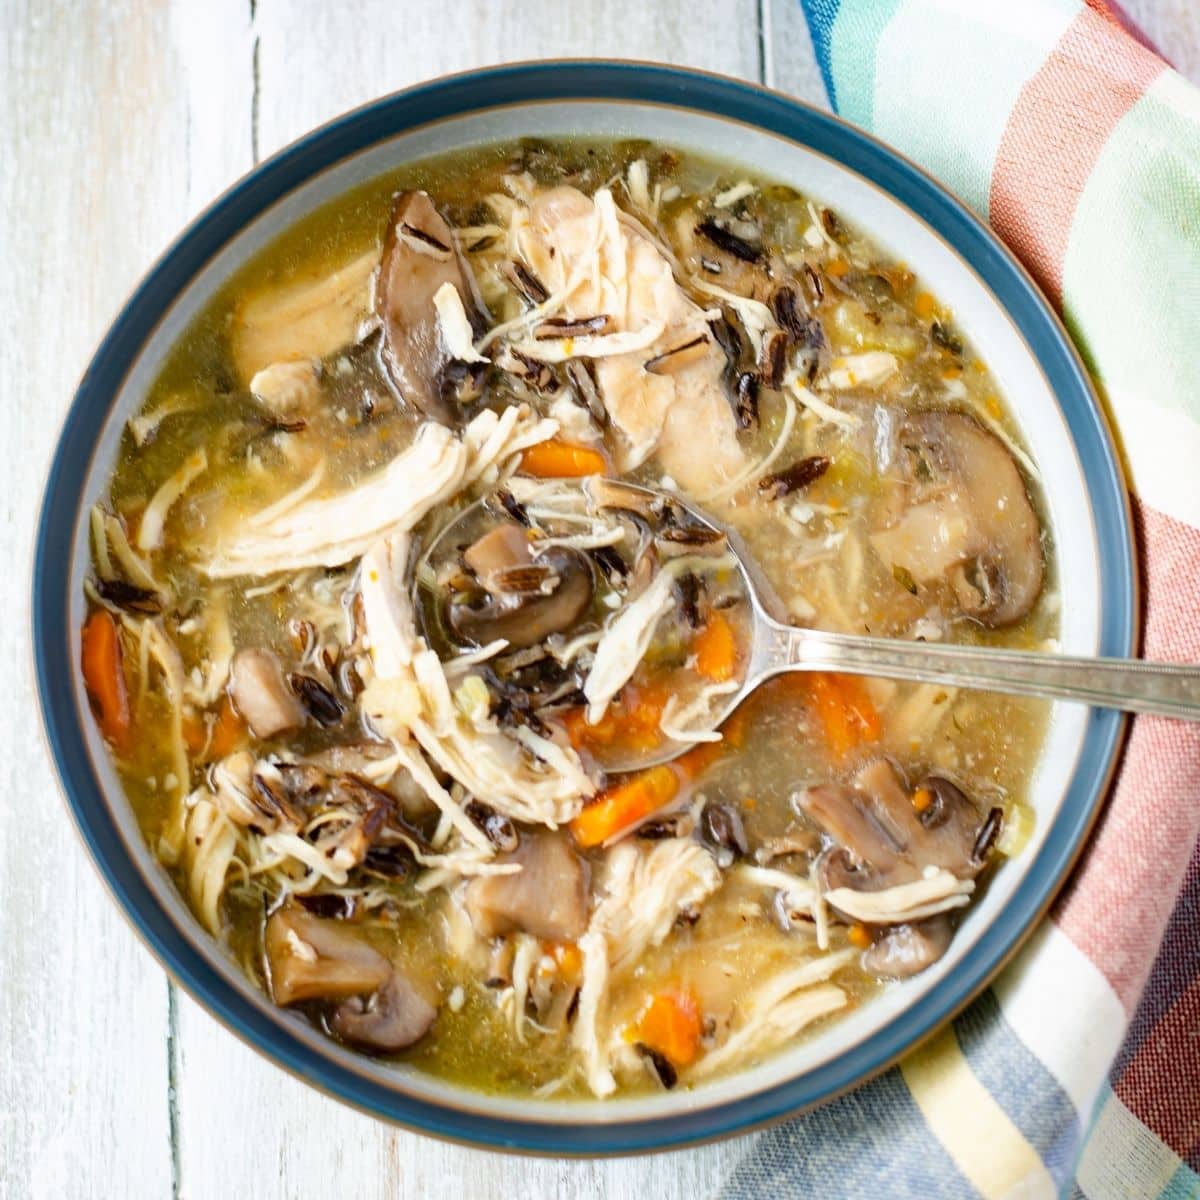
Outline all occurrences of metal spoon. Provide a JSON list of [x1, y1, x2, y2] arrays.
[[423, 480, 1200, 772]]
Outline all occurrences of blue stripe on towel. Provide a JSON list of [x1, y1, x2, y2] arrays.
[[799, 0, 843, 107], [718, 1065, 975, 1199], [954, 990, 1082, 1187]]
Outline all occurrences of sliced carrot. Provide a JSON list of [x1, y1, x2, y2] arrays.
[[561, 683, 670, 754], [913, 291, 935, 320], [825, 258, 850, 278], [911, 787, 934, 814], [548, 941, 583, 978], [207, 695, 248, 759], [694, 610, 737, 682], [182, 713, 206, 755], [848, 923, 872, 949], [519, 439, 608, 479], [636, 989, 703, 1066], [807, 672, 881, 761], [570, 765, 680, 848], [81, 609, 131, 751], [183, 695, 247, 761]]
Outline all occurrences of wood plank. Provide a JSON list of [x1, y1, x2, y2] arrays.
[[252, 0, 764, 156], [171, 2, 763, 1196], [0, 1, 241, 1196]]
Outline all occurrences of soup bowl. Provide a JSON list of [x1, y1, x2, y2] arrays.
[[32, 61, 1135, 1153]]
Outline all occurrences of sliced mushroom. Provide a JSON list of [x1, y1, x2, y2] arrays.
[[799, 759, 992, 899], [869, 411, 1044, 626], [861, 915, 954, 979], [376, 190, 484, 423], [211, 752, 303, 834], [448, 527, 594, 650], [466, 830, 588, 941], [264, 907, 392, 1005], [229, 648, 305, 739], [462, 522, 533, 588], [330, 971, 437, 1053], [312, 774, 395, 872]]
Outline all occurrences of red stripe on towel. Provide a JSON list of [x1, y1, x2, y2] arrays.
[[989, 6, 1164, 304], [1053, 501, 1200, 1010], [1114, 974, 1200, 1159]]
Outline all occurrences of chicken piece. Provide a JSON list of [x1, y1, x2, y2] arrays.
[[249, 360, 322, 419], [202, 405, 557, 577], [228, 648, 304, 739], [359, 531, 594, 828], [465, 831, 588, 941], [231, 249, 378, 384], [573, 839, 723, 1096], [514, 187, 746, 494]]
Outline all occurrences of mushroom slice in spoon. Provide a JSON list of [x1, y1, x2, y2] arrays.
[[447, 522, 594, 649]]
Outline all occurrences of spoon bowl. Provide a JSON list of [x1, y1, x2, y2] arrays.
[[421, 477, 1200, 776]]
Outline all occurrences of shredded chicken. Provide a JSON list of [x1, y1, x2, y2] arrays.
[[583, 566, 676, 723], [433, 282, 489, 363], [826, 351, 899, 391], [181, 790, 240, 934], [203, 406, 556, 577], [138, 449, 207, 552], [359, 532, 594, 827], [573, 840, 722, 1095], [825, 867, 974, 924], [690, 952, 854, 1079], [510, 186, 746, 493], [230, 247, 378, 383]]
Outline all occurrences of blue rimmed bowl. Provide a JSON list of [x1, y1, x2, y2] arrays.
[[33, 61, 1135, 1153]]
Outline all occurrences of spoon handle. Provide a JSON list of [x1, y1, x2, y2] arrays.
[[754, 623, 1200, 720]]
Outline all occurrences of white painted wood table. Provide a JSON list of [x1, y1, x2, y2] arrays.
[[3, 3, 1196, 1198]]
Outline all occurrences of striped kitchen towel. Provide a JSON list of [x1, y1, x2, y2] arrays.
[[721, 4, 1200, 1198]]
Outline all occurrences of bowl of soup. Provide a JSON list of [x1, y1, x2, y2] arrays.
[[33, 62, 1135, 1152]]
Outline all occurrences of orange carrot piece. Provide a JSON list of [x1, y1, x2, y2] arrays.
[[826, 258, 850, 278], [913, 291, 936, 320], [81, 609, 131, 750], [519, 439, 608, 479], [182, 713, 206, 755], [848, 923, 872, 949], [207, 695, 248, 759], [561, 684, 669, 754], [808, 672, 881, 760], [636, 989, 703, 1066], [694, 610, 737, 682], [570, 764, 680, 848], [548, 941, 583, 977]]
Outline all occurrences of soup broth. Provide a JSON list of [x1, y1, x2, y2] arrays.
[[82, 139, 1055, 1099]]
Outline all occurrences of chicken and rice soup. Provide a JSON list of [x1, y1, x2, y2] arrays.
[[81, 140, 1055, 1097]]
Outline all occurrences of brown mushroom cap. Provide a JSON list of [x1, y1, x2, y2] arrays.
[[264, 907, 392, 1005], [330, 971, 437, 1053], [376, 190, 483, 424], [860, 915, 954, 979], [799, 759, 992, 897], [870, 411, 1044, 626], [466, 830, 589, 941], [448, 525, 594, 649]]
